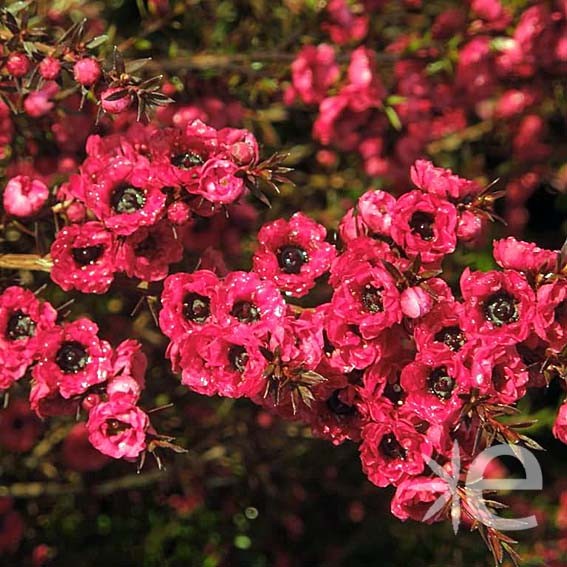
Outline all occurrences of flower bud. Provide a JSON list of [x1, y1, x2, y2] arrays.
[[457, 210, 483, 242], [6, 52, 30, 77], [100, 87, 132, 114], [3, 176, 49, 217], [400, 286, 433, 319], [167, 201, 191, 225], [82, 393, 101, 413], [73, 57, 101, 87], [38, 56, 61, 80], [106, 376, 142, 403]]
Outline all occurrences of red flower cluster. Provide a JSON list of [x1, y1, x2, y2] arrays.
[[49, 119, 261, 293], [0, 285, 151, 461], [157, 160, 567, 525], [286, 0, 566, 232]]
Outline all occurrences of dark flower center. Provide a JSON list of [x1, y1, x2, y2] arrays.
[[428, 366, 455, 400], [361, 284, 384, 313], [231, 301, 260, 323], [555, 300, 567, 323], [326, 389, 356, 416], [170, 151, 204, 169], [492, 367, 507, 392], [111, 185, 146, 214], [346, 369, 364, 386], [12, 417, 25, 430], [105, 418, 132, 436], [55, 341, 89, 374], [379, 433, 406, 460], [6, 310, 35, 340], [434, 325, 466, 352], [323, 330, 335, 355], [483, 292, 519, 326], [134, 234, 157, 258], [409, 211, 435, 241], [228, 345, 249, 373], [182, 293, 210, 324], [277, 245, 308, 274], [383, 380, 406, 406], [71, 245, 105, 266]]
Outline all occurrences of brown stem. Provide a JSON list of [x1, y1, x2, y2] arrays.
[[145, 51, 398, 73], [0, 254, 53, 272]]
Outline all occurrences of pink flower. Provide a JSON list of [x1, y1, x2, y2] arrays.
[[111, 339, 147, 389], [391, 190, 458, 264], [159, 270, 220, 341], [347, 47, 386, 98], [269, 307, 325, 370], [467, 342, 529, 404], [460, 268, 536, 345], [3, 175, 49, 217], [308, 380, 363, 445], [87, 398, 149, 459], [323, 0, 369, 45], [50, 222, 117, 294], [0, 286, 57, 389], [116, 221, 183, 281], [534, 280, 567, 352], [73, 57, 101, 86], [329, 237, 400, 286], [410, 160, 482, 201], [400, 287, 434, 319], [357, 189, 397, 236], [313, 85, 386, 154], [455, 37, 496, 101], [253, 212, 336, 297], [217, 126, 259, 165], [324, 312, 379, 372], [193, 159, 244, 204], [288, 44, 339, 105], [331, 262, 402, 340], [83, 157, 166, 235], [213, 271, 286, 336], [391, 476, 450, 523], [400, 353, 467, 423], [413, 301, 469, 356], [553, 404, 567, 444], [359, 419, 432, 487], [493, 237, 558, 273], [32, 318, 113, 399], [176, 326, 268, 398], [340, 190, 397, 241]]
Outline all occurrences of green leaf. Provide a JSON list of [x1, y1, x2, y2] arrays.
[[86, 35, 109, 49], [384, 106, 402, 131], [6, 1, 31, 15]]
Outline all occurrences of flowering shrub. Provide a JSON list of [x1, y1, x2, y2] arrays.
[[0, 0, 566, 565]]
